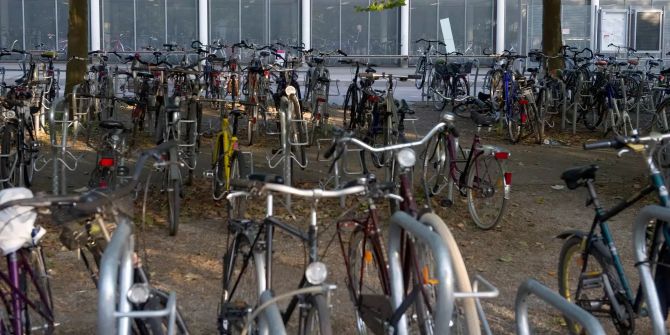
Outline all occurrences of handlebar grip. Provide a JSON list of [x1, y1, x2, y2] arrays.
[[337, 49, 348, 57], [88, 50, 102, 55], [583, 140, 616, 150]]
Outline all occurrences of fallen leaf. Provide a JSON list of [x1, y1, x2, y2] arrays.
[[550, 185, 565, 190], [498, 256, 513, 263]]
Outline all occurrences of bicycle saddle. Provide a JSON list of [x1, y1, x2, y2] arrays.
[[312, 57, 325, 64], [470, 110, 495, 127], [661, 68, 670, 76], [365, 67, 376, 73], [260, 50, 271, 57], [230, 109, 243, 117], [248, 174, 284, 184], [99, 120, 127, 130], [526, 68, 538, 73], [561, 165, 598, 190], [135, 71, 154, 78]]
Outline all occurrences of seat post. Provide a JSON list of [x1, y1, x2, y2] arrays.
[[585, 179, 603, 211]]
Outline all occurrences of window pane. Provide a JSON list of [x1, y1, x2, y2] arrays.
[[137, 0, 166, 49], [167, 0, 197, 48], [467, 0, 493, 54], [341, 0, 369, 54], [25, 0, 57, 50], [0, 0, 24, 50], [103, 0, 135, 51], [270, 0, 299, 45], [636, 11, 661, 51], [439, 0, 465, 52], [312, 0, 340, 50], [210, 0, 240, 43], [505, 0, 521, 52], [241, 0, 267, 44], [369, 8, 398, 55], [57, 0, 69, 52], [410, 0, 438, 55]]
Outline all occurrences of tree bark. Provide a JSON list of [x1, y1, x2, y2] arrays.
[[543, 0, 563, 72], [65, 0, 88, 102]]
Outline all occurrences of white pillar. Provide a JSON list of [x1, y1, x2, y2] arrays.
[[90, 0, 101, 51], [400, 2, 410, 57], [591, 0, 599, 51], [198, 0, 209, 45], [301, 0, 311, 49], [496, 0, 505, 54]]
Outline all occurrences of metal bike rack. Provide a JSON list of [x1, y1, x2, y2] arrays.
[[266, 95, 308, 208], [34, 98, 84, 195], [632, 205, 670, 335], [98, 215, 179, 335], [515, 279, 606, 335], [387, 211, 454, 335]]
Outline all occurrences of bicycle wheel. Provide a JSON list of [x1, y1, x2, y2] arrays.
[[419, 212, 481, 335], [219, 234, 262, 335], [486, 70, 504, 112], [20, 247, 55, 334], [453, 76, 470, 103], [226, 152, 249, 220], [430, 76, 447, 111], [507, 102, 524, 144], [422, 133, 449, 197], [343, 86, 358, 129], [415, 58, 427, 90], [583, 94, 606, 131], [165, 167, 181, 236], [246, 106, 256, 146], [347, 230, 388, 335], [558, 236, 634, 335], [302, 294, 333, 335], [653, 98, 670, 133], [528, 102, 543, 144], [22, 121, 36, 188], [0, 124, 18, 189], [466, 153, 507, 229]]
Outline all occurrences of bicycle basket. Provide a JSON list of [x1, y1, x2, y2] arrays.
[[434, 59, 448, 76], [460, 61, 473, 74]]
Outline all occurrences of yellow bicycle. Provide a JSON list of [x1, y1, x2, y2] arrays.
[[206, 100, 249, 205]]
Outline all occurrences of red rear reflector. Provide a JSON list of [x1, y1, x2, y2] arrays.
[[264, 70, 269, 77], [99, 157, 114, 167], [504, 172, 512, 185], [233, 142, 239, 150], [231, 63, 237, 71], [519, 99, 528, 105], [252, 117, 257, 124], [317, 97, 326, 103], [494, 152, 509, 160], [520, 113, 527, 124], [99, 180, 108, 188]]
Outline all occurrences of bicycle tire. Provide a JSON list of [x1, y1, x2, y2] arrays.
[[507, 101, 523, 144], [22, 120, 36, 188], [528, 101, 543, 144], [1, 124, 18, 189], [415, 58, 426, 90], [583, 94, 605, 131], [466, 153, 507, 230], [419, 212, 481, 335], [346, 229, 387, 335], [343, 86, 357, 129], [453, 76, 470, 103], [219, 233, 262, 335], [166, 169, 181, 237], [558, 235, 634, 335], [246, 106, 256, 146], [422, 133, 449, 197], [302, 293, 333, 335], [430, 76, 447, 111], [654, 98, 670, 133], [227, 152, 248, 220], [20, 247, 55, 334]]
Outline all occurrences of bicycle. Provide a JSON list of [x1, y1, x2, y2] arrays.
[[339, 59, 376, 131], [413, 39, 444, 90], [557, 132, 670, 334], [219, 175, 365, 335], [0, 86, 38, 190], [0, 142, 190, 334], [303, 49, 346, 145], [429, 51, 472, 112], [325, 115, 496, 335], [0, 187, 52, 334], [421, 114, 511, 229]]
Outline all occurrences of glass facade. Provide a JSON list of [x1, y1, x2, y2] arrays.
[[4, 0, 670, 58]]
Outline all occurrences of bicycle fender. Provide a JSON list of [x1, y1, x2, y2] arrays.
[[556, 229, 587, 240]]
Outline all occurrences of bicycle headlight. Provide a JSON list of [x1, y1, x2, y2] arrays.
[[285, 85, 297, 96], [396, 148, 416, 169], [305, 262, 328, 285], [1, 110, 16, 120], [127, 283, 150, 304]]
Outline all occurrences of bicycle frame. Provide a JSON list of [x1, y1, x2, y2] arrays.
[[212, 106, 240, 199], [0, 248, 54, 334]]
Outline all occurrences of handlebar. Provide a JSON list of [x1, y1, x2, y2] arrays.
[[583, 132, 670, 150]]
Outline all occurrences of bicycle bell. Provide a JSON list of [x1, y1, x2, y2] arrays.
[[440, 111, 456, 123]]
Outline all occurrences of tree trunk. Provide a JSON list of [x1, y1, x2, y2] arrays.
[[543, 0, 563, 72], [65, 0, 88, 103]]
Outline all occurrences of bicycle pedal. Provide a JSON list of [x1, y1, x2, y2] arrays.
[[117, 166, 130, 177], [203, 170, 214, 178], [438, 198, 454, 207], [580, 272, 604, 290]]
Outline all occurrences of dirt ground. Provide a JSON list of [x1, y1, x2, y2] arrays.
[[29, 100, 664, 334]]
